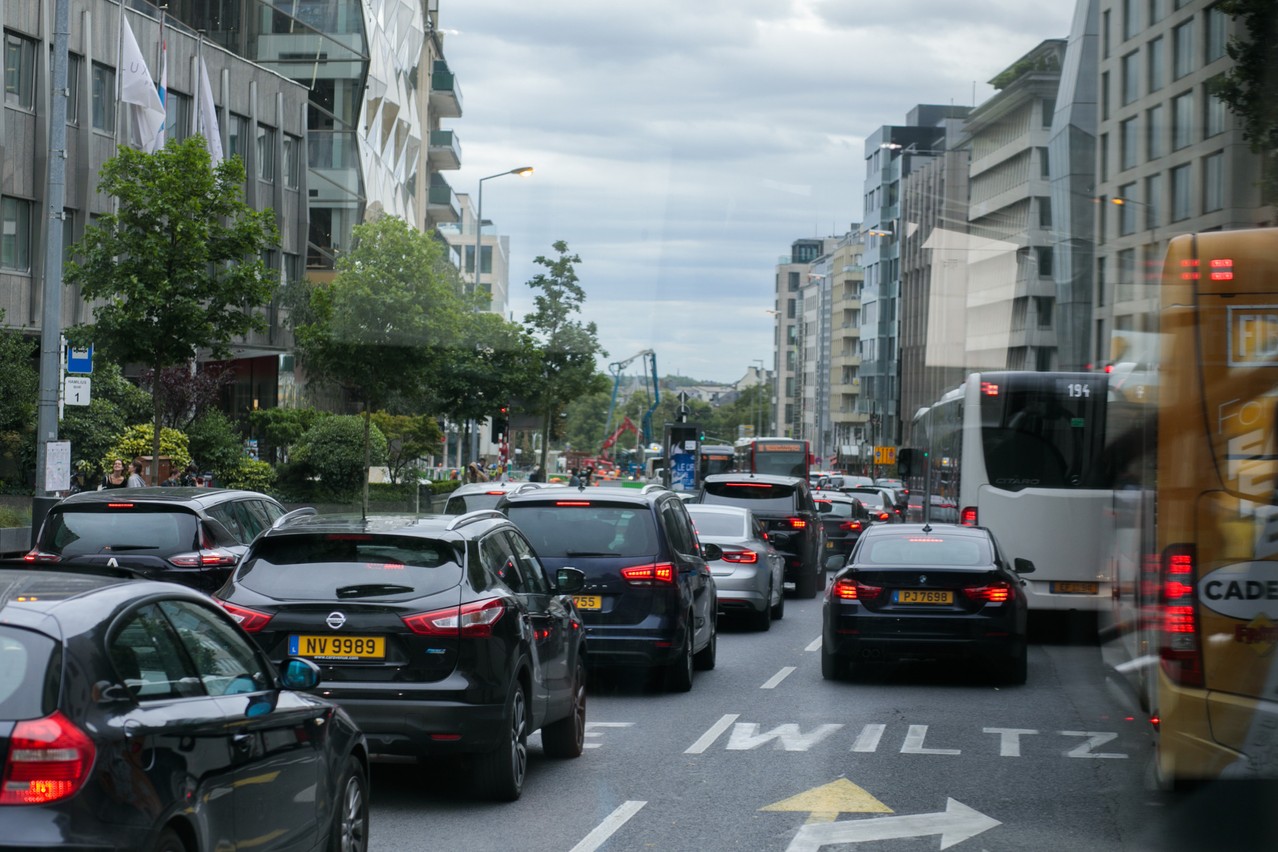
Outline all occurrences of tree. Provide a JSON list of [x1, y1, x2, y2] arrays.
[[292, 415, 389, 500], [60, 362, 151, 485], [289, 215, 465, 514], [370, 412, 443, 485], [64, 136, 279, 482], [1212, 1, 1278, 202], [0, 314, 37, 487], [522, 241, 609, 472], [139, 363, 237, 430]]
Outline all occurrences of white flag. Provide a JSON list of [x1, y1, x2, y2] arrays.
[[119, 18, 165, 152], [194, 58, 224, 165]]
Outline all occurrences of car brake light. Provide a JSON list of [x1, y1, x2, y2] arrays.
[[23, 549, 61, 564], [0, 711, 96, 805], [1160, 545, 1203, 688], [403, 598, 507, 638], [215, 600, 273, 633], [105, 503, 135, 509], [719, 549, 758, 564], [838, 521, 862, 532], [876, 512, 890, 522], [788, 517, 807, 530], [168, 549, 238, 569], [620, 562, 676, 585], [960, 506, 977, 526], [831, 577, 882, 601], [962, 582, 1013, 603]]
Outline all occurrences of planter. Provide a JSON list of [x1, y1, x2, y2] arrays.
[[0, 526, 32, 557]]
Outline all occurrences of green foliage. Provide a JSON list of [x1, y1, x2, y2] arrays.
[[247, 407, 327, 462], [103, 425, 192, 474], [219, 458, 276, 492], [186, 410, 246, 480], [1212, 0, 1278, 201], [369, 412, 443, 485], [0, 316, 37, 487], [0, 504, 30, 527], [292, 415, 388, 499], [60, 363, 152, 483]]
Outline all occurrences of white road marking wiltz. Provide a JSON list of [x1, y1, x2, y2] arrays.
[[569, 801, 647, 852], [761, 666, 796, 689], [685, 713, 740, 754], [583, 722, 634, 749], [805, 636, 822, 652]]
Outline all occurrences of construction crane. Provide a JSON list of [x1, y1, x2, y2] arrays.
[[601, 350, 659, 456]]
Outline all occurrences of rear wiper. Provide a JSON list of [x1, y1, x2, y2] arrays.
[[336, 583, 414, 598], [565, 551, 611, 557]]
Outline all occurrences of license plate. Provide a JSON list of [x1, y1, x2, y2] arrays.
[[288, 635, 385, 660], [1052, 581, 1099, 595], [825, 541, 834, 549], [895, 589, 953, 605], [572, 595, 602, 611]]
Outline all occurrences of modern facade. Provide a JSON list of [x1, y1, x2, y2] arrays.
[[774, 239, 823, 438], [438, 194, 514, 317]]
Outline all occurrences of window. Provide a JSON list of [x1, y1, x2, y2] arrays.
[[1122, 52, 1140, 105], [1038, 196, 1053, 227], [1097, 257, 1107, 307], [1117, 248, 1136, 302], [787, 271, 799, 291], [1206, 5, 1228, 63], [786, 298, 796, 319], [1036, 247, 1054, 277], [1102, 9, 1111, 59], [1100, 132, 1109, 182], [1145, 173, 1162, 231], [4, 32, 35, 109], [1, 196, 31, 271], [1117, 183, 1138, 235], [283, 134, 301, 188], [1038, 147, 1050, 177], [91, 63, 115, 130], [257, 124, 276, 181], [1100, 71, 1110, 121], [1035, 296, 1054, 328], [1203, 151, 1223, 213], [1123, 0, 1140, 40], [503, 531, 550, 595], [1172, 91, 1194, 150], [166, 91, 191, 141], [1205, 87, 1227, 137], [1173, 20, 1194, 79], [227, 113, 249, 159], [158, 600, 269, 697], [1149, 0, 1166, 24], [66, 53, 82, 123], [1147, 36, 1165, 93], [1170, 163, 1191, 221], [1147, 104, 1166, 159], [1121, 118, 1139, 171], [1041, 98, 1055, 128]]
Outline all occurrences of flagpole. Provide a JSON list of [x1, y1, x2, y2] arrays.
[[113, 0, 123, 148], [157, 5, 167, 148]]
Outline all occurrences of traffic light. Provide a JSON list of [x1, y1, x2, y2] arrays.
[[490, 406, 509, 442]]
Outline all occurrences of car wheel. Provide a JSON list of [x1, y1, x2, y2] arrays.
[[474, 681, 529, 801], [150, 827, 188, 852], [752, 586, 773, 631], [1004, 640, 1028, 685], [693, 615, 717, 671], [820, 644, 843, 681], [541, 660, 586, 759], [771, 585, 785, 620], [664, 627, 695, 692], [795, 563, 819, 599], [328, 757, 369, 852]]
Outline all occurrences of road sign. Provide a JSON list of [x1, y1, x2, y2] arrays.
[[64, 375, 91, 406], [66, 343, 93, 374], [873, 446, 896, 465]]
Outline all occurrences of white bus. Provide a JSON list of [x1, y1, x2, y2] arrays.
[[911, 371, 1114, 613]]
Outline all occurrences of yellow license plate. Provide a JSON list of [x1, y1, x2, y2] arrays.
[[573, 595, 602, 611], [289, 635, 385, 660], [897, 589, 953, 605], [826, 541, 834, 549], [1052, 581, 1099, 594]]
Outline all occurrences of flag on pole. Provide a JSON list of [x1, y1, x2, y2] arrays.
[[119, 17, 165, 152], [155, 22, 167, 148], [194, 57, 223, 165]]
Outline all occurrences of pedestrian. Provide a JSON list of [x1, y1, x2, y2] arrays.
[[101, 459, 127, 489], [568, 468, 582, 488], [126, 460, 147, 488], [160, 468, 182, 487], [180, 463, 199, 487], [466, 462, 488, 483]]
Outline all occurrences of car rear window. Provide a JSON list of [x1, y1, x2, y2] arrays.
[[507, 503, 659, 558], [0, 626, 60, 720], [41, 506, 199, 557], [444, 492, 507, 515], [701, 481, 797, 512], [236, 534, 463, 600], [858, 535, 991, 566], [818, 500, 856, 518], [687, 510, 747, 538]]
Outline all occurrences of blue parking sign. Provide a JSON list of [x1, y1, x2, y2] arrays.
[[66, 344, 93, 374]]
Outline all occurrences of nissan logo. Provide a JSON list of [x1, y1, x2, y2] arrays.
[[326, 612, 347, 630]]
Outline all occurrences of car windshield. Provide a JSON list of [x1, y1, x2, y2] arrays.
[[235, 534, 463, 600], [858, 534, 991, 567], [40, 508, 198, 556]]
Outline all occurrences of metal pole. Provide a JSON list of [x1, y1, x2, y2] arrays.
[[472, 179, 484, 294]]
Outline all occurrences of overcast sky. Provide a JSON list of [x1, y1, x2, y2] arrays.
[[442, 1, 1078, 384]]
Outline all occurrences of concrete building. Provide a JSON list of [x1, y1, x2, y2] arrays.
[[438, 194, 515, 317], [0, 0, 311, 411], [1094, 0, 1269, 362], [773, 238, 823, 438]]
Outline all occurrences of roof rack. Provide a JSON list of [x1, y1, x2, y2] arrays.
[[445, 510, 506, 532]]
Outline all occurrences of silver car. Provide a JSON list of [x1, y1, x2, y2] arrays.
[[687, 504, 786, 631]]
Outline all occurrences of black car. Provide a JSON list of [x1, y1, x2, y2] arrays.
[[697, 473, 825, 598], [25, 488, 297, 594], [840, 486, 903, 523], [504, 483, 718, 692], [812, 490, 870, 571], [0, 563, 368, 852], [442, 480, 552, 514], [822, 523, 1034, 683], [214, 510, 587, 801]]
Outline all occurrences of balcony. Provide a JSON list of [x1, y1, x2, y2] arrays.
[[832, 353, 862, 370], [427, 173, 460, 223], [428, 130, 462, 171], [430, 60, 463, 118]]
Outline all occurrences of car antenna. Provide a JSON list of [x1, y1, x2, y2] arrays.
[[921, 523, 932, 533]]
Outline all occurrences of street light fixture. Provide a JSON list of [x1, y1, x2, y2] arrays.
[[752, 358, 765, 437], [472, 166, 534, 294]]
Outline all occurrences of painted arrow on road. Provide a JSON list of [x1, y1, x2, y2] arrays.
[[786, 798, 1000, 851]]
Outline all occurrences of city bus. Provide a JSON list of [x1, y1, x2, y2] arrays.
[[698, 444, 736, 480], [911, 370, 1114, 614], [733, 437, 811, 479], [1100, 228, 1278, 786]]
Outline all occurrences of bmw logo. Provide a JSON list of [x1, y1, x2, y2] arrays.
[[326, 612, 347, 630], [918, 575, 928, 585]]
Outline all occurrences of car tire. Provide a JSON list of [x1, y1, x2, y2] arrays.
[[820, 644, 843, 681], [541, 660, 586, 759], [474, 681, 529, 801], [151, 827, 188, 852], [752, 588, 773, 631], [771, 586, 785, 620], [693, 616, 717, 671], [1004, 641, 1028, 685], [664, 627, 695, 692], [795, 563, 819, 599], [328, 757, 369, 852]]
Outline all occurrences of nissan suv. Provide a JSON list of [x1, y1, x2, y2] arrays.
[[504, 483, 719, 692]]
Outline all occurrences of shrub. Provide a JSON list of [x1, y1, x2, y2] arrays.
[[186, 410, 246, 480], [292, 415, 387, 499], [0, 505, 29, 527], [103, 425, 192, 474], [219, 458, 276, 492]]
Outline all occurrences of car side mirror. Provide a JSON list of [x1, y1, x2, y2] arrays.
[[556, 567, 586, 593], [279, 657, 321, 690], [701, 543, 723, 561], [1013, 558, 1036, 574]]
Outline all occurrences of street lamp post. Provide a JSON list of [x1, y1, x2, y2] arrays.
[[752, 358, 765, 437], [472, 166, 533, 294]]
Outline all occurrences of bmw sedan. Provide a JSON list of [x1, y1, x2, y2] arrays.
[[821, 523, 1034, 684]]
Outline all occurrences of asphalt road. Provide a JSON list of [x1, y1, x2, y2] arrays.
[[365, 593, 1278, 851]]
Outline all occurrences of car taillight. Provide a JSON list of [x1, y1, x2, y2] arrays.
[[876, 512, 890, 522], [0, 711, 96, 805], [620, 562, 677, 585], [960, 506, 978, 526], [403, 598, 507, 638], [215, 600, 273, 633], [787, 518, 807, 530], [719, 549, 758, 564], [23, 549, 60, 564], [831, 577, 882, 601], [1160, 544, 1203, 688], [962, 581, 1013, 603], [169, 550, 238, 568], [838, 521, 862, 532]]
